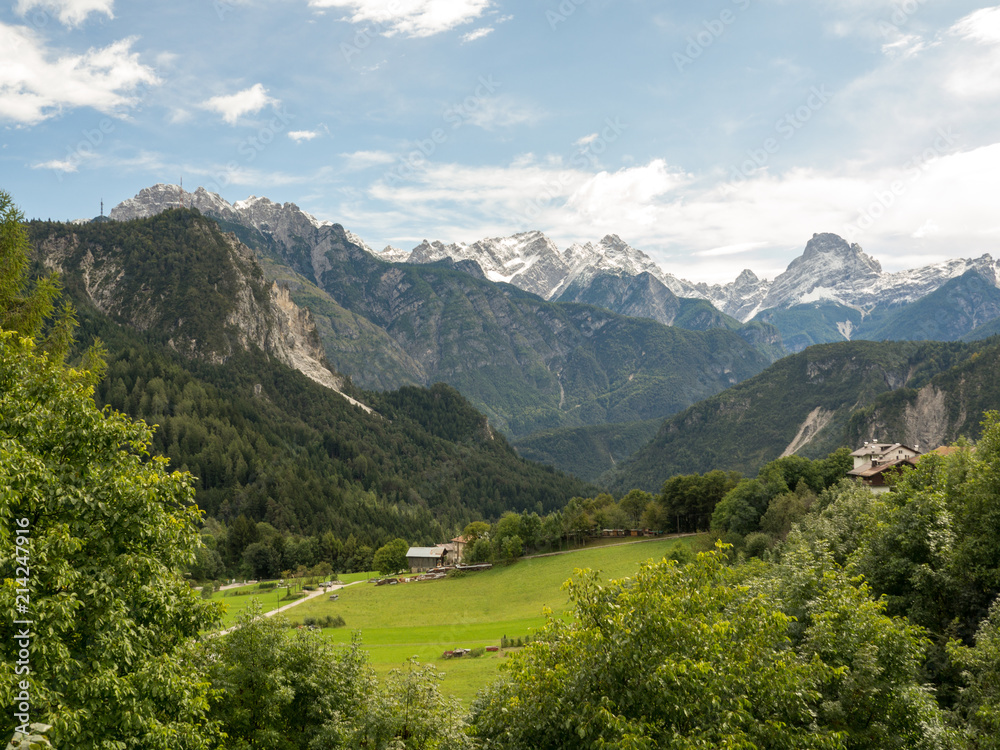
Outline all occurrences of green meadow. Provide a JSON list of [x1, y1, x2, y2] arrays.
[[208, 571, 378, 629], [286, 536, 709, 704]]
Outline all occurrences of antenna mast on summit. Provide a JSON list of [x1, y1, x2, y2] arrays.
[[100, 198, 104, 217], [179, 177, 184, 209]]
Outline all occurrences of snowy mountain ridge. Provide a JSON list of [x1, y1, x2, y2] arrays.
[[394, 231, 683, 301], [692, 234, 999, 322], [111, 185, 999, 326]]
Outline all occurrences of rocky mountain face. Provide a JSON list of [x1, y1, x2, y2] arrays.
[[28, 211, 367, 410], [118, 186, 1000, 336], [289, 239, 774, 436], [845, 340, 1000, 453]]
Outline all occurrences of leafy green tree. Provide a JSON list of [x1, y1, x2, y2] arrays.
[[712, 464, 790, 536], [760, 481, 817, 540], [461, 521, 491, 545], [494, 512, 522, 545], [326, 659, 474, 750], [501, 534, 523, 562], [770, 538, 952, 749], [208, 603, 472, 749], [242, 541, 282, 579], [470, 548, 844, 749], [466, 538, 493, 565], [373, 538, 409, 575], [948, 598, 1000, 749], [618, 489, 652, 528], [0, 330, 223, 747], [519, 511, 542, 552], [0, 191, 61, 344], [205, 601, 370, 749]]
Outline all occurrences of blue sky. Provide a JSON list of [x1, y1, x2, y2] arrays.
[[2, 0, 999, 283]]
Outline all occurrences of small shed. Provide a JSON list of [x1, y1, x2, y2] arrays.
[[406, 546, 447, 573]]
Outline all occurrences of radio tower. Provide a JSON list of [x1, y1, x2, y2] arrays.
[[179, 177, 184, 209]]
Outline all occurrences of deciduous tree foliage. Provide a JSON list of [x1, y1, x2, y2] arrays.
[[470, 548, 845, 750], [1, 192, 222, 748], [0, 332, 222, 747], [373, 538, 409, 575], [205, 602, 472, 750]]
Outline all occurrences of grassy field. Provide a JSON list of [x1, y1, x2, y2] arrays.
[[287, 535, 708, 705], [206, 572, 379, 629]]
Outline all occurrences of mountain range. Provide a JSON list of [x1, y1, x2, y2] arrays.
[[111, 185, 1000, 352], [103, 184, 1000, 489], [110, 185, 777, 437]]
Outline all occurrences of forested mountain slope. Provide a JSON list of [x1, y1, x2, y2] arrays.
[[847, 338, 1000, 450], [27, 212, 592, 540], [178, 208, 777, 437], [604, 339, 988, 491]]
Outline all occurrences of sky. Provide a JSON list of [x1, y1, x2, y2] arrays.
[[2, 0, 999, 284]]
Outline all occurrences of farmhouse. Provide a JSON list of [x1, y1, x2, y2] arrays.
[[406, 546, 448, 573], [847, 441, 922, 492]]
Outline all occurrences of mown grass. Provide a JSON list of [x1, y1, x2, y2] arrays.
[[291, 536, 708, 705], [207, 572, 378, 629]]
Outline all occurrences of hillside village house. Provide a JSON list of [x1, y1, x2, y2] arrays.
[[847, 441, 922, 492]]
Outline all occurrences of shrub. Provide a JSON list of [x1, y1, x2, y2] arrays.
[[743, 532, 774, 559]]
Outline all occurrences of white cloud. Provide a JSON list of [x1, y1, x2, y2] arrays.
[[309, 0, 493, 38], [461, 27, 493, 42], [574, 133, 598, 147], [168, 108, 192, 124], [0, 24, 158, 125], [952, 5, 1000, 44], [288, 129, 319, 142], [694, 242, 767, 257], [14, 0, 113, 27], [202, 83, 278, 125], [944, 5, 1000, 98], [341, 149, 396, 170], [351, 137, 1000, 283], [464, 95, 543, 131], [32, 157, 80, 173]]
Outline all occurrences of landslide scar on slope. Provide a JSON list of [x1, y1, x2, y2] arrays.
[[781, 407, 834, 457]]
